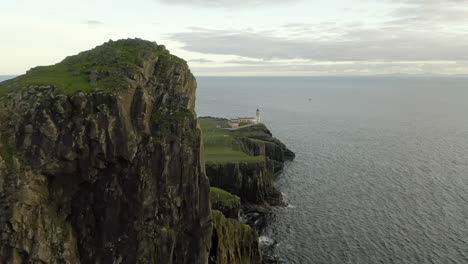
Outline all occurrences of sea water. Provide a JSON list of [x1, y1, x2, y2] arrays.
[[196, 76, 468, 264]]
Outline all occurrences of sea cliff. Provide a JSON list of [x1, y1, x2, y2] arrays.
[[0, 39, 211, 263], [0, 39, 294, 264], [200, 117, 294, 206], [199, 117, 294, 263]]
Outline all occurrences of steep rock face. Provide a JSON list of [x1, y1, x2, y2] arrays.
[[209, 211, 261, 264], [210, 187, 241, 219], [0, 39, 211, 263], [200, 118, 294, 206], [206, 160, 282, 205], [236, 124, 295, 173]]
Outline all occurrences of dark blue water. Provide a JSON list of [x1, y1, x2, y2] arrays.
[[196, 76, 468, 264]]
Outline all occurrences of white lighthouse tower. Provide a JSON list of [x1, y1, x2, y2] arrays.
[[256, 109, 260, 123]]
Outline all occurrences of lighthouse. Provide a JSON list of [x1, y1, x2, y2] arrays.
[[256, 109, 260, 123]]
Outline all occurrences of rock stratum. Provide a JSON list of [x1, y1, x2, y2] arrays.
[[0, 39, 294, 264]]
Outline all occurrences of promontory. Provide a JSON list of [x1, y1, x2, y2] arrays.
[[0, 38, 294, 264]]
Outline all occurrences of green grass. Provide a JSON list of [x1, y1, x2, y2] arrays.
[[210, 187, 241, 217], [229, 124, 268, 137], [248, 138, 272, 144], [198, 118, 231, 130], [0, 65, 94, 96], [0, 38, 187, 97], [199, 118, 265, 163], [205, 146, 264, 163], [210, 187, 239, 203]]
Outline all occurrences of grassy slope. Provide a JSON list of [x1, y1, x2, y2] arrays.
[[0, 39, 186, 96], [210, 187, 240, 204], [199, 118, 264, 163]]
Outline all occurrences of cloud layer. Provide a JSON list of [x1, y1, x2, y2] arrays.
[[158, 0, 297, 7], [170, 27, 468, 62], [86, 20, 103, 25]]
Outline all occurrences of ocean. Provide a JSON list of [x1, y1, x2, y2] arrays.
[[195, 76, 468, 264], [0, 75, 16, 82]]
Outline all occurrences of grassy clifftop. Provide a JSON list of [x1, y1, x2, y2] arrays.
[[199, 118, 265, 163], [0, 38, 187, 96]]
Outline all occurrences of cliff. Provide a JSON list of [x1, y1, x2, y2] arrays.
[[210, 187, 241, 219], [209, 211, 261, 264], [206, 161, 279, 204], [200, 118, 294, 206], [200, 118, 294, 264], [235, 125, 295, 173], [0, 39, 212, 263]]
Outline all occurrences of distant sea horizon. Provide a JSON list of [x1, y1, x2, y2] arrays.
[[196, 76, 468, 264], [0, 75, 17, 82]]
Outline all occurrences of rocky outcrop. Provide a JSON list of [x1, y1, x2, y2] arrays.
[[202, 121, 293, 205], [209, 211, 261, 264], [201, 119, 294, 263], [206, 160, 282, 205], [210, 187, 241, 219], [236, 124, 295, 173], [0, 39, 211, 263]]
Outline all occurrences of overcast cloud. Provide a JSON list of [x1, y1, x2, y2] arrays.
[[168, 0, 468, 75], [86, 20, 103, 25], [3, 0, 468, 75], [158, 0, 298, 7], [189, 58, 213, 63], [170, 27, 468, 62]]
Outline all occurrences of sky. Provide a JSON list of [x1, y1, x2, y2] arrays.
[[1, 0, 468, 76]]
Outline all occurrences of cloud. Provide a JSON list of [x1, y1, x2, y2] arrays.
[[394, 0, 468, 3], [86, 20, 103, 25], [225, 59, 270, 65], [191, 61, 466, 76], [383, 0, 468, 25], [170, 27, 468, 62], [188, 58, 213, 63], [157, 0, 298, 7]]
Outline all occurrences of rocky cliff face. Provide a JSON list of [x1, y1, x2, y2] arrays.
[[206, 161, 279, 204], [236, 124, 295, 173], [209, 211, 261, 264], [202, 121, 294, 205], [200, 119, 294, 263], [0, 39, 211, 263]]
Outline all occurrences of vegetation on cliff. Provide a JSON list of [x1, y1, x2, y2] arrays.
[[0, 39, 211, 263], [209, 211, 262, 264], [0, 39, 294, 264], [210, 187, 241, 219], [199, 118, 264, 163], [200, 117, 294, 205], [0, 39, 187, 96]]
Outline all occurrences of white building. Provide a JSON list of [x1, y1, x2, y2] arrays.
[[228, 109, 261, 128]]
